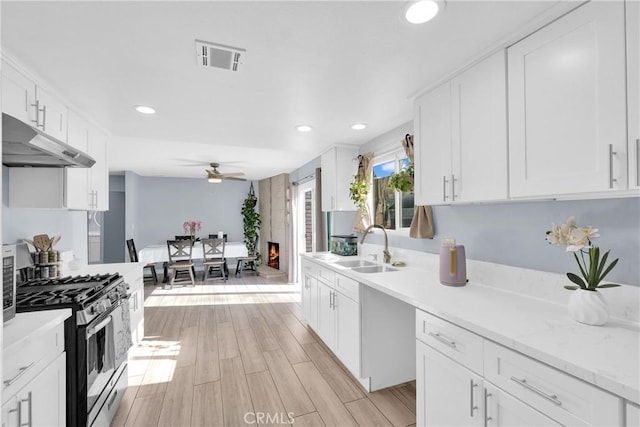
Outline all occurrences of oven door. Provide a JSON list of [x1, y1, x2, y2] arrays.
[[85, 300, 129, 414]]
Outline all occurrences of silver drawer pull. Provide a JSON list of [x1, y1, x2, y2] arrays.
[[428, 331, 457, 349], [3, 362, 35, 387], [510, 376, 562, 406], [469, 380, 478, 417]]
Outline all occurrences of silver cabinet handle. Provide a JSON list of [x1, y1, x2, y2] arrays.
[[3, 362, 35, 387], [41, 105, 47, 132], [8, 402, 20, 427], [428, 331, 456, 349], [333, 292, 337, 310], [442, 176, 449, 202], [19, 392, 32, 427], [636, 138, 640, 187], [609, 144, 617, 188], [451, 174, 458, 201], [30, 100, 44, 129], [484, 389, 493, 423], [510, 376, 562, 406], [328, 290, 333, 309], [469, 380, 478, 417]]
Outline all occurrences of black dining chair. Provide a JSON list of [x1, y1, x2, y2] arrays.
[[202, 238, 226, 282], [126, 239, 158, 285], [166, 239, 195, 287], [208, 234, 228, 242]]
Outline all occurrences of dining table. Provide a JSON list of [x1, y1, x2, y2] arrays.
[[139, 241, 248, 281]]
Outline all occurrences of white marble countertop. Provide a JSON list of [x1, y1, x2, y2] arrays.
[[3, 309, 72, 353], [60, 261, 145, 278], [303, 252, 640, 404]]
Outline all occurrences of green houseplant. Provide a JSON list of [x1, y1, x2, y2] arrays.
[[388, 163, 414, 193], [349, 178, 369, 214], [241, 183, 261, 264]]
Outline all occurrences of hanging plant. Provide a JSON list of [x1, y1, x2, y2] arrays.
[[349, 178, 369, 213], [241, 183, 261, 263], [388, 163, 414, 193]]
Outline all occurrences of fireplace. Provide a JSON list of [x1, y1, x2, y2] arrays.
[[267, 241, 280, 269]]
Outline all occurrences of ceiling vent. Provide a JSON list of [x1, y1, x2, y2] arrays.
[[195, 40, 245, 72]]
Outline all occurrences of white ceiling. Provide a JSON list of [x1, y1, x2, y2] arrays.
[[2, 1, 562, 181]]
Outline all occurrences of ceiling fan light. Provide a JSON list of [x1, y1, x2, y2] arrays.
[[405, 0, 439, 24], [296, 125, 313, 132], [208, 177, 222, 183], [134, 105, 156, 114]]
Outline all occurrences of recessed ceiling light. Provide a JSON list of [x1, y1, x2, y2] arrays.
[[351, 123, 367, 130], [405, 0, 439, 24], [296, 125, 313, 132], [134, 105, 156, 114]]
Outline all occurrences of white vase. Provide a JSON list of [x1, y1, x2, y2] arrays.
[[567, 289, 609, 326]]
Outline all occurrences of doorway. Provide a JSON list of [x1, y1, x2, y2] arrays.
[[295, 179, 315, 283]]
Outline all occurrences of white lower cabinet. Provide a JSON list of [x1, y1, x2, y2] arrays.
[[335, 290, 360, 376], [417, 341, 484, 427], [628, 402, 640, 427], [416, 309, 624, 427], [484, 382, 559, 427], [316, 279, 337, 349], [301, 263, 319, 330]]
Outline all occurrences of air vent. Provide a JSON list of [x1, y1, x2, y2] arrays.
[[195, 40, 245, 71]]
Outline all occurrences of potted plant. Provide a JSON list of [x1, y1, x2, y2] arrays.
[[388, 162, 414, 193], [546, 216, 620, 325], [349, 178, 369, 214], [241, 183, 261, 265]]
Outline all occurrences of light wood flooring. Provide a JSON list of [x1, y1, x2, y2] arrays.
[[111, 274, 416, 427]]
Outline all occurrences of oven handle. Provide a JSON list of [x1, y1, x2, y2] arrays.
[[87, 316, 113, 339]]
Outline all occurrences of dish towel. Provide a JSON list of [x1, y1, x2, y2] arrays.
[[409, 205, 435, 239]]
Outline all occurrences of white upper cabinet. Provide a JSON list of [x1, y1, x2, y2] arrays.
[[1, 60, 36, 123], [508, 1, 628, 197], [35, 86, 68, 143], [414, 51, 507, 205], [321, 145, 358, 211], [88, 125, 109, 210], [414, 82, 452, 205], [66, 110, 91, 210], [627, 0, 639, 189], [451, 51, 508, 202]]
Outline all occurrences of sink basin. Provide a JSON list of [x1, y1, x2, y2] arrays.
[[351, 265, 398, 274], [334, 259, 377, 268]]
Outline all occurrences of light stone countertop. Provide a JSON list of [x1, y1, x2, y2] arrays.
[[3, 309, 72, 352], [303, 252, 640, 405]]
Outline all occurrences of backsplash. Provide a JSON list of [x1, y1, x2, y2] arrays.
[[360, 242, 639, 323]]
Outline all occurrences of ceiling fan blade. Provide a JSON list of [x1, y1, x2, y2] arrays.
[[224, 176, 247, 181], [220, 172, 245, 177]]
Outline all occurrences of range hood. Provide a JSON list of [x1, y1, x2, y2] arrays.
[[2, 113, 96, 168]]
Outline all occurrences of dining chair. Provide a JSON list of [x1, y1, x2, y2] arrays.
[[166, 239, 195, 287], [126, 238, 158, 285], [202, 238, 226, 282], [208, 233, 228, 242]]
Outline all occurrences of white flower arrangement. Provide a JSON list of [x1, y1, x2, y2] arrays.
[[546, 217, 620, 291]]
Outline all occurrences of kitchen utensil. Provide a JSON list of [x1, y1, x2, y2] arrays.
[[439, 238, 468, 286], [33, 234, 51, 252], [48, 235, 61, 251]]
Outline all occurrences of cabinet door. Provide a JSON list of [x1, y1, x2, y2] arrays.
[[414, 82, 452, 205], [2, 396, 18, 427], [451, 51, 508, 202], [17, 352, 66, 427], [88, 126, 109, 211], [417, 341, 484, 427], [484, 382, 560, 427], [321, 149, 337, 211], [129, 287, 144, 345], [508, 1, 627, 197], [66, 110, 91, 210], [627, 0, 640, 189], [1, 60, 36, 124], [627, 402, 640, 427], [301, 273, 319, 331], [316, 281, 336, 351], [335, 292, 360, 377], [35, 86, 68, 143]]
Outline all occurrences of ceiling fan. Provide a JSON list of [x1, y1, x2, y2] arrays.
[[206, 163, 246, 183]]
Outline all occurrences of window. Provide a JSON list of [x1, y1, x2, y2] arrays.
[[371, 152, 414, 230]]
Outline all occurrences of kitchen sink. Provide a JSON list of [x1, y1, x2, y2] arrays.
[[351, 265, 398, 274], [334, 259, 377, 268]]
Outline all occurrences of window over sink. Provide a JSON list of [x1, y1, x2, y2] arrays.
[[371, 150, 414, 231]]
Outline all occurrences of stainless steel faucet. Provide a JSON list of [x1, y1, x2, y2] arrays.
[[360, 224, 391, 264]]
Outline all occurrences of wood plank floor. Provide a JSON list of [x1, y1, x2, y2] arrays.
[[112, 274, 416, 427]]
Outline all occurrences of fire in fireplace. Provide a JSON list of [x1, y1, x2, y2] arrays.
[[267, 241, 280, 269]]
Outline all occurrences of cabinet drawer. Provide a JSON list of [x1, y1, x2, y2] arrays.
[[302, 260, 318, 277], [484, 341, 622, 426], [336, 274, 359, 302], [317, 266, 335, 284], [3, 322, 64, 394], [415, 309, 483, 375]]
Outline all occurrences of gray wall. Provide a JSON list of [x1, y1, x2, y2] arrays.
[[124, 172, 258, 250], [2, 166, 89, 260]]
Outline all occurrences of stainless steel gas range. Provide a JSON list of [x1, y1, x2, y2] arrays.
[[16, 273, 132, 427]]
